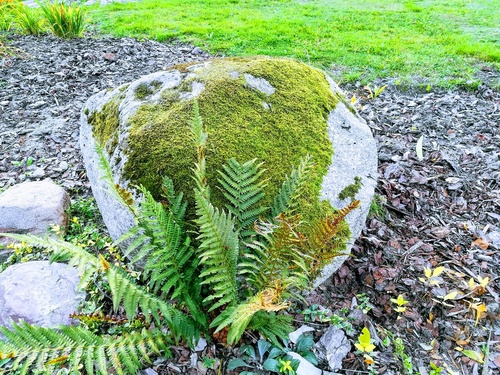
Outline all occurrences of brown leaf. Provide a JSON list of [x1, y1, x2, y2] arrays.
[[471, 238, 489, 250]]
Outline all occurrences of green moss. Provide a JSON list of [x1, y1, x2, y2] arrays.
[[87, 100, 120, 153], [93, 57, 345, 223], [135, 81, 163, 100], [338, 176, 363, 201], [134, 83, 154, 100]]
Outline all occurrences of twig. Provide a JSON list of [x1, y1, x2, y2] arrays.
[[481, 330, 491, 375]]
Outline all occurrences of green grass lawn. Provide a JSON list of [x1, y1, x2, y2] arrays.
[[46, 1, 500, 86]]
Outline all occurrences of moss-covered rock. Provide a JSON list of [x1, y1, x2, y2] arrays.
[[80, 57, 377, 287], [86, 57, 343, 220]]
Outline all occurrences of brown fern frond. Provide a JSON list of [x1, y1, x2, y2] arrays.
[[305, 200, 360, 274], [115, 184, 135, 207]]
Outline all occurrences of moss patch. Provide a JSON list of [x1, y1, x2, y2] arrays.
[[134, 80, 162, 100], [95, 57, 343, 223], [87, 99, 120, 153], [338, 176, 363, 201]]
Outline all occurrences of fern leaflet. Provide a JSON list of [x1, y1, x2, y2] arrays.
[[0, 321, 170, 375], [270, 155, 315, 218]]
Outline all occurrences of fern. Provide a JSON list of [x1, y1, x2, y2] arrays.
[[247, 312, 294, 348], [191, 101, 239, 313], [246, 214, 309, 292], [1, 233, 198, 343], [0, 321, 170, 375], [218, 158, 267, 242], [211, 287, 291, 345], [270, 155, 315, 218], [304, 199, 360, 275], [96, 145, 138, 215]]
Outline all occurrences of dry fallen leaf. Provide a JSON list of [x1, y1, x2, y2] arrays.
[[471, 238, 489, 250]]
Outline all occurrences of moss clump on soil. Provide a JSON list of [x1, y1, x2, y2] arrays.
[[91, 57, 346, 224]]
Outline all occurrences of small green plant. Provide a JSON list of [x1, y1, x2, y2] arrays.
[[227, 338, 306, 374], [13, 3, 44, 35], [364, 84, 387, 99], [37, 0, 88, 38], [429, 362, 443, 375], [0, 0, 18, 31], [369, 195, 386, 219], [0, 105, 357, 374]]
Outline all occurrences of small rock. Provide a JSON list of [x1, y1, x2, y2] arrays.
[[30, 167, 46, 178], [192, 47, 203, 55], [0, 179, 70, 246], [59, 161, 69, 171], [315, 326, 351, 371], [288, 351, 322, 375], [289, 325, 315, 344]]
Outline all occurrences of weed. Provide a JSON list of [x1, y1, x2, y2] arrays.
[[13, 4, 44, 36], [37, 0, 88, 38], [369, 194, 386, 219], [364, 84, 387, 99]]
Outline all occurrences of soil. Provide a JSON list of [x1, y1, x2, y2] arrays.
[[0, 33, 498, 375]]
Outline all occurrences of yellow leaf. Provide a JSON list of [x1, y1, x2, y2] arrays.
[[424, 268, 432, 278], [356, 327, 375, 353], [394, 306, 407, 313], [351, 95, 357, 104], [469, 303, 487, 325], [432, 266, 445, 277], [443, 291, 458, 301], [477, 276, 489, 288], [391, 294, 409, 306], [99, 254, 110, 271], [429, 279, 441, 286], [46, 356, 69, 366], [460, 350, 484, 364], [363, 354, 375, 365], [467, 278, 476, 289]]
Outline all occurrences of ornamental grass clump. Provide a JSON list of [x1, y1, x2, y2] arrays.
[[0, 104, 358, 374], [13, 4, 44, 36], [37, 0, 87, 38]]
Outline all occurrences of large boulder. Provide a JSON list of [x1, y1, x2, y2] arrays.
[[80, 57, 377, 284], [0, 261, 83, 330]]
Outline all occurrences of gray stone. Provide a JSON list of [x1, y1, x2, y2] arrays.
[[314, 77, 378, 287], [0, 261, 84, 330], [315, 326, 351, 371], [0, 179, 70, 248], [244, 73, 275, 95], [80, 57, 377, 286]]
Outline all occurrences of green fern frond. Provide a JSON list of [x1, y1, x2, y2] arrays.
[[270, 155, 315, 218], [304, 199, 359, 274], [246, 215, 309, 291], [190, 101, 239, 313], [0, 321, 170, 375], [247, 311, 294, 348], [195, 190, 239, 312], [161, 175, 188, 229], [95, 145, 138, 215], [218, 158, 267, 239]]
